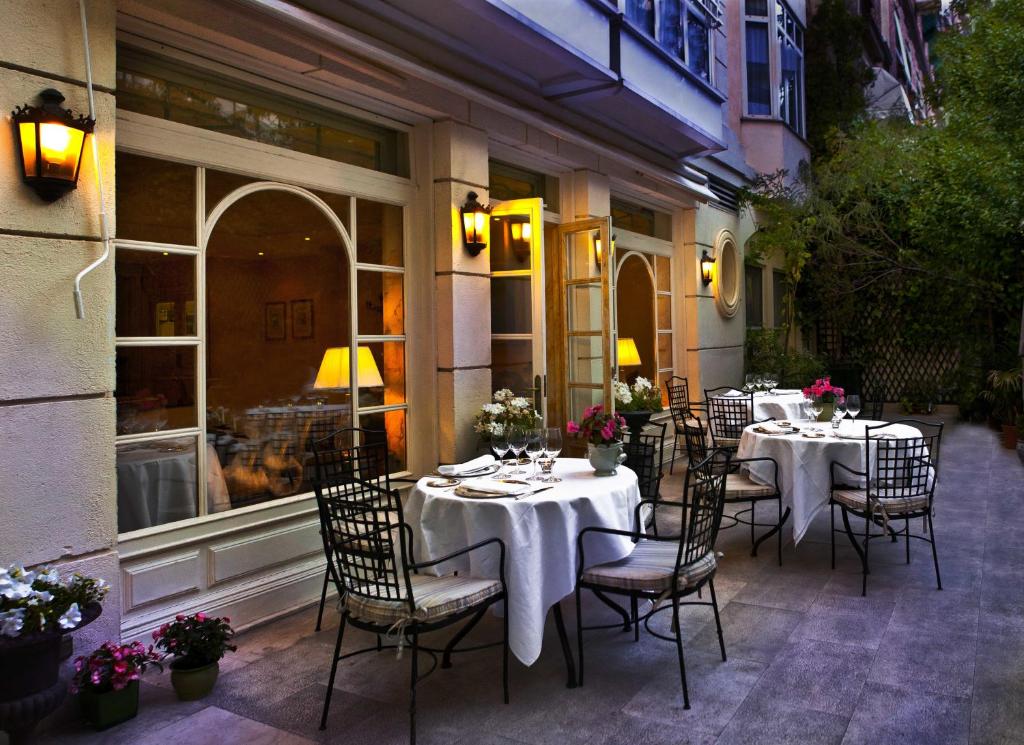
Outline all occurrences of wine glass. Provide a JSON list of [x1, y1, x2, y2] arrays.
[[743, 373, 755, 393], [508, 426, 528, 475], [833, 398, 848, 431], [809, 397, 824, 430], [764, 372, 778, 394], [542, 427, 563, 483], [526, 429, 545, 481], [846, 394, 862, 427], [753, 374, 765, 393], [490, 431, 509, 479]]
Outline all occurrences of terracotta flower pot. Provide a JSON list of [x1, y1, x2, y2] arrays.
[[170, 660, 219, 701], [1001, 423, 1018, 450], [78, 680, 140, 730]]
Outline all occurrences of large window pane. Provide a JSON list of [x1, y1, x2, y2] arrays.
[[356, 200, 403, 266], [488, 160, 551, 206], [492, 339, 533, 396], [491, 277, 532, 334], [358, 409, 407, 473], [116, 153, 196, 245], [116, 346, 197, 434], [116, 250, 196, 337], [357, 342, 406, 407], [358, 271, 405, 336], [686, 12, 711, 82], [746, 22, 772, 116], [206, 188, 352, 507], [625, 0, 655, 35], [117, 436, 198, 533], [490, 215, 533, 272], [656, 256, 672, 292]]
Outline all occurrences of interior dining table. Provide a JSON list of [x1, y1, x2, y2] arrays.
[[403, 458, 642, 686], [735, 419, 925, 544]]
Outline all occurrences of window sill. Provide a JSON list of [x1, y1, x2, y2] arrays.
[[617, 20, 726, 103], [740, 116, 808, 145]]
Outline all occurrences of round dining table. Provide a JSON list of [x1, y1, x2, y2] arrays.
[[736, 420, 924, 544], [403, 458, 641, 680]]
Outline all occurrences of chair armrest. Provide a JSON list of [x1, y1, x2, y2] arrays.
[[830, 460, 866, 489], [409, 537, 507, 586], [632, 497, 684, 532]]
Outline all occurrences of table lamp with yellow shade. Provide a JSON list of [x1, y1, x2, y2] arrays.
[[313, 346, 384, 389], [617, 337, 642, 368]]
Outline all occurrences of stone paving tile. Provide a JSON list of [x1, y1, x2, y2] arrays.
[[789, 593, 895, 651], [841, 683, 971, 745], [689, 601, 804, 664], [714, 703, 850, 745], [867, 626, 977, 699]]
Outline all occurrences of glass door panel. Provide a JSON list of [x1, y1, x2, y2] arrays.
[[489, 198, 546, 417]]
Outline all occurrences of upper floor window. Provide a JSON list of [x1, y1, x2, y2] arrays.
[[744, 0, 805, 136], [623, 0, 722, 85], [488, 160, 559, 212], [611, 197, 672, 240]]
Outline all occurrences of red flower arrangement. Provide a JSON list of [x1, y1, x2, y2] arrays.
[[152, 612, 236, 670], [70, 641, 162, 694], [802, 376, 845, 403], [567, 404, 627, 446]]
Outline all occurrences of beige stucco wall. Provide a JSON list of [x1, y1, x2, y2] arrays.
[[0, 0, 120, 673]]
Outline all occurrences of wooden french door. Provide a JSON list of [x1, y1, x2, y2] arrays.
[[546, 217, 615, 444]]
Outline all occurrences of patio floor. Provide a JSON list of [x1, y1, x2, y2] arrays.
[[37, 422, 1024, 745]]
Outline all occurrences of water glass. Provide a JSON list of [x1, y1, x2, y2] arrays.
[[809, 397, 824, 429], [846, 395, 862, 425], [542, 427, 563, 483], [491, 433, 509, 478], [509, 426, 528, 475], [764, 373, 778, 394], [526, 429, 545, 480], [743, 373, 755, 393]]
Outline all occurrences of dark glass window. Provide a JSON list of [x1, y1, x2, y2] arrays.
[[745, 22, 772, 116], [745, 265, 763, 328], [686, 11, 712, 82], [773, 270, 788, 327], [611, 198, 671, 240], [625, 0, 656, 35], [488, 160, 554, 208]]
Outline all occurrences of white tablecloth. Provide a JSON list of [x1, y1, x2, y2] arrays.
[[736, 420, 923, 544], [117, 444, 231, 532], [404, 458, 641, 665], [752, 392, 808, 423]]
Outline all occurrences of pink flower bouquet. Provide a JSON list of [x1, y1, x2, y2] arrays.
[[70, 641, 162, 694], [567, 404, 627, 446], [802, 376, 845, 403]]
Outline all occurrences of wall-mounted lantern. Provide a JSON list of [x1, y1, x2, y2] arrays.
[[12, 89, 94, 202], [700, 249, 715, 286], [461, 191, 491, 256], [594, 233, 615, 271]]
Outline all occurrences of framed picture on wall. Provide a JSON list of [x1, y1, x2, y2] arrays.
[[265, 302, 286, 340], [291, 299, 314, 339]]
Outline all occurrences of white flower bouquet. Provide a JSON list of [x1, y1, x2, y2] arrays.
[[473, 388, 542, 441], [613, 376, 663, 412], [0, 564, 108, 639]]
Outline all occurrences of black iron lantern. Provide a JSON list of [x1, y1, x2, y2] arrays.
[[12, 88, 94, 202], [460, 191, 491, 256], [700, 249, 715, 286]]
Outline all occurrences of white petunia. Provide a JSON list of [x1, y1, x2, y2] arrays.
[[33, 590, 53, 603], [490, 422, 505, 437], [493, 388, 515, 402], [613, 380, 632, 404], [0, 610, 25, 638], [510, 397, 530, 409], [0, 579, 34, 601], [633, 377, 653, 391], [39, 569, 60, 585], [58, 602, 82, 630], [482, 403, 504, 416]]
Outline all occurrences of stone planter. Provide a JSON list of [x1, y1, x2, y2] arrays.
[[78, 680, 140, 730], [588, 442, 626, 476], [619, 410, 653, 433], [170, 660, 219, 701], [0, 633, 62, 703]]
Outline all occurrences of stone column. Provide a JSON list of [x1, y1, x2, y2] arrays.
[[433, 120, 492, 463], [0, 0, 121, 654]]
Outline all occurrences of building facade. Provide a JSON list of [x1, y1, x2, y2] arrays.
[[0, 0, 807, 646]]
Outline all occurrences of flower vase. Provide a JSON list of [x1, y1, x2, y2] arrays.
[[170, 660, 220, 701], [588, 442, 626, 476], [817, 402, 834, 423], [79, 681, 140, 730]]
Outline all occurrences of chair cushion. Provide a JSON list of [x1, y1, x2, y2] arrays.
[[346, 574, 501, 626], [832, 488, 929, 515], [725, 473, 776, 498], [582, 540, 716, 593], [712, 436, 741, 448]]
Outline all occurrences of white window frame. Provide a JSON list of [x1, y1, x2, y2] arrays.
[[741, 0, 806, 137], [623, 0, 721, 87], [114, 108, 416, 541]]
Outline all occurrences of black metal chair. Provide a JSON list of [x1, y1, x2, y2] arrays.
[[704, 386, 756, 451], [665, 376, 704, 474], [311, 428, 509, 744], [682, 418, 790, 565], [575, 450, 730, 710], [829, 420, 943, 596], [624, 420, 667, 531]]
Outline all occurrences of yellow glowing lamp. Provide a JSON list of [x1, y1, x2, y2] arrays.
[[313, 346, 384, 389], [700, 249, 715, 286], [617, 337, 642, 367], [510, 222, 532, 242], [594, 232, 615, 270], [12, 89, 94, 202], [460, 191, 491, 257]]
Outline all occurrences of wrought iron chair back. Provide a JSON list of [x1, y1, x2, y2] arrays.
[[623, 421, 666, 502], [680, 451, 728, 569], [703, 387, 753, 444], [311, 428, 414, 613], [864, 420, 943, 502], [666, 376, 694, 426], [681, 417, 712, 472]]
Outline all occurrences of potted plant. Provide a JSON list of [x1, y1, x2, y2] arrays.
[[0, 564, 108, 704], [473, 388, 542, 454], [802, 376, 845, 422], [979, 367, 1023, 449], [153, 612, 236, 700], [613, 376, 663, 432], [567, 405, 628, 476], [1017, 414, 1024, 465], [71, 641, 162, 730]]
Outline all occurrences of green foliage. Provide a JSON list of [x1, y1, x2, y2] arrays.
[[804, 0, 874, 157], [745, 329, 826, 388], [742, 2, 1024, 409], [979, 367, 1023, 424]]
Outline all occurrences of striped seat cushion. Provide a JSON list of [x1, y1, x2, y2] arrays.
[[582, 540, 716, 592], [713, 436, 741, 448], [833, 488, 929, 515], [725, 473, 776, 498], [346, 574, 501, 626]]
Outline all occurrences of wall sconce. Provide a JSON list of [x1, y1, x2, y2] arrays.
[[594, 233, 615, 270], [510, 220, 532, 263], [12, 88, 94, 202], [700, 249, 715, 286], [460, 191, 491, 257]]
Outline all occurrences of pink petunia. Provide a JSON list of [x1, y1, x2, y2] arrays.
[[600, 422, 615, 441], [566, 420, 580, 435], [195, 612, 207, 623]]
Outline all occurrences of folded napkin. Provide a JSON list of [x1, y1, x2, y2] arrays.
[[454, 478, 529, 498], [438, 454, 496, 476], [753, 422, 787, 435], [773, 389, 802, 395], [722, 389, 745, 397]]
